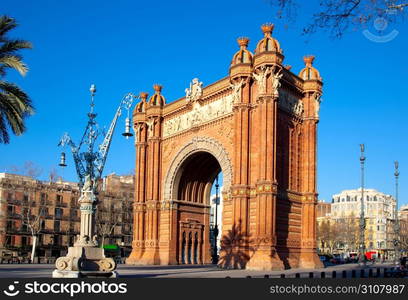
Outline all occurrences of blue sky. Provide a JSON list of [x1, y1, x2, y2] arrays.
[[1, 0, 407, 206]]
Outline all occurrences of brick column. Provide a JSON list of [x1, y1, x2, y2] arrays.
[[246, 88, 284, 270], [298, 90, 323, 268], [127, 122, 147, 264], [140, 115, 161, 264]]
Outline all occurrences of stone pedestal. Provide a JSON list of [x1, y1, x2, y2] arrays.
[[52, 245, 117, 278], [53, 180, 117, 278], [52, 270, 118, 278]]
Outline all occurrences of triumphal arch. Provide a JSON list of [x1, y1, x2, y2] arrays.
[[126, 24, 324, 270]]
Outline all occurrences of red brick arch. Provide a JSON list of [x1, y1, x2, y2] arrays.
[[127, 25, 324, 270], [163, 137, 233, 201]]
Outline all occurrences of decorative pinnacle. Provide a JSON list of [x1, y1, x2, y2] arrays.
[[237, 37, 249, 48], [89, 84, 96, 96], [139, 92, 149, 101], [395, 161, 400, 177], [284, 65, 292, 71], [89, 84, 96, 115], [303, 55, 315, 67], [360, 143, 366, 162], [153, 84, 162, 94], [261, 23, 274, 36]]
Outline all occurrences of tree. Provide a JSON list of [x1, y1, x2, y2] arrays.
[[6, 161, 42, 178], [269, 0, 407, 38], [19, 191, 48, 263], [399, 218, 408, 255], [317, 219, 342, 253], [338, 213, 359, 252], [96, 197, 120, 247], [0, 15, 33, 144]]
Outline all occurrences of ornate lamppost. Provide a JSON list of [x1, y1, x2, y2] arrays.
[[212, 176, 220, 264], [52, 85, 138, 278], [359, 144, 366, 265], [394, 161, 400, 265]]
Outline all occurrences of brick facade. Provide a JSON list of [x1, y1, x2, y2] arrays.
[[0, 173, 134, 261]]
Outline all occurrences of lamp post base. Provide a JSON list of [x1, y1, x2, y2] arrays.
[[52, 270, 118, 278], [52, 245, 117, 278]]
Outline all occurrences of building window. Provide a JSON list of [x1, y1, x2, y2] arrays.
[[40, 207, 48, 216], [7, 192, 13, 201], [6, 220, 13, 231], [7, 205, 14, 214], [55, 208, 63, 219], [5, 235, 13, 246], [56, 194, 63, 205], [53, 235, 60, 246], [40, 193, 47, 205], [54, 220, 60, 232]]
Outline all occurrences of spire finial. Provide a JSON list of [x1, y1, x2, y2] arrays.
[[303, 55, 315, 67], [139, 92, 149, 101], [261, 23, 274, 36], [153, 84, 162, 94], [237, 37, 249, 49]]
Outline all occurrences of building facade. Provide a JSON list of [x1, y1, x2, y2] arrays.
[[330, 188, 396, 256], [127, 23, 324, 270], [316, 201, 331, 218], [0, 173, 134, 261]]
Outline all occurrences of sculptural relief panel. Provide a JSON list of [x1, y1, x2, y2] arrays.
[[278, 90, 304, 117], [163, 94, 234, 138]]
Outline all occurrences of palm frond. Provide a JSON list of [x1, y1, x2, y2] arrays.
[[0, 40, 32, 54], [0, 80, 34, 115], [0, 16, 17, 39], [0, 15, 33, 144], [0, 54, 28, 76], [0, 93, 25, 138], [0, 111, 10, 143]]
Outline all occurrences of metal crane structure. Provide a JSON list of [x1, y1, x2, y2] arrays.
[[58, 84, 136, 190], [52, 85, 138, 278]]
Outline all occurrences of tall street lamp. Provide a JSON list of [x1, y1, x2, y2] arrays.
[[52, 85, 138, 278], [359, 144, 366, 265], [212, 176, 219, 264], [394, 161, 400, 265]]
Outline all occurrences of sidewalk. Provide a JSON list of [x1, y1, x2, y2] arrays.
[[0, 262, 398, 278]]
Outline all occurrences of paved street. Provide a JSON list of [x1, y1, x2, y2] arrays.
[[0, 262, 398, 278]]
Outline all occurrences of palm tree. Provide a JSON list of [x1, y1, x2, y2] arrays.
[[0, 15, 33, 144]]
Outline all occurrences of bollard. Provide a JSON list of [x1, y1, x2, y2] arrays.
[[280, 274, 285, 278], [351, 270, 356, 278], [342, 270, 347, 278], [321, 272, 326, 278], [360, 269, 365, 278], [309, 272, 314, 278], [332, 271, 337, 278], [368, 269, 373, 278], [295, 273, 300, 278]]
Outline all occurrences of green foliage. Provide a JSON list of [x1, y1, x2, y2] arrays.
[[0, 15, 33, 144]]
